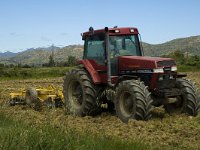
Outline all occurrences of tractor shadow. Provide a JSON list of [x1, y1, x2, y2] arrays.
[[151, 109, 166, 120], [150, 106, 169, 120], [101, 106, 167, 120]]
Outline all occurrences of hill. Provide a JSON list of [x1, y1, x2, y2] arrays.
[[0, 45, 83, 65], [0, 51, 17, 57], [143, 35, 200, 56], [0, 35, 200, 65]]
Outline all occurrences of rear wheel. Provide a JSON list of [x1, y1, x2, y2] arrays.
[[25, 87, 41, 111], [164, 78, 200, 116], [115, 80, 153, 123], [63, 68, 100, 116]]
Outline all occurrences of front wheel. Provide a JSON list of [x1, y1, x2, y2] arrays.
[[164, 78, 200, 116], [115, 80, 153, 123]]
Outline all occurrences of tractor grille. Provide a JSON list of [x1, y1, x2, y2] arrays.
[[157, 73, 177, 89], [157, 60, 176, 67]]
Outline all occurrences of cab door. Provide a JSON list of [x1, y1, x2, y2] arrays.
[[83, 33, 108, 83]]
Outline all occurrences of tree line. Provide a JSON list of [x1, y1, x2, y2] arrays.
[[0, 55, 78, 68], [43, 55, 77, 67], [162, 50, 200, 70]]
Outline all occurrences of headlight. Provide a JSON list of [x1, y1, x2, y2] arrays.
[[115, 29, 120, 33], [171, 66, 177, 71], [153, 68, 164, 73], [130, 29, 135, 33]]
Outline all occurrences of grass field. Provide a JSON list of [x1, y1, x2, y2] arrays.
[[0, 112, 148, 150], [0, 67, 72, 80], [0, 72, 200, 150]]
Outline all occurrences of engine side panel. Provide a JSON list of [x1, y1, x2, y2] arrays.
[[78, 59, 108, 84]]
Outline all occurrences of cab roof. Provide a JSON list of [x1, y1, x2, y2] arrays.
[[82, 27, 139, 40]]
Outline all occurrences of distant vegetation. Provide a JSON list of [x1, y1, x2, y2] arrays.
[[0, 67, 72, 80], [0, 53, 77, 80], [162, 50, 200, 72], [42, 54, 77, 67]]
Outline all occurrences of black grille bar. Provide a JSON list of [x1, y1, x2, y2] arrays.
[[157, 60, 176, 67]]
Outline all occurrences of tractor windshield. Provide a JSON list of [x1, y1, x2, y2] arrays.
[[109, 35, 142, 56]]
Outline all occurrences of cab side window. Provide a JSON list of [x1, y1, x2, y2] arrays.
[[84, 34, 105, 65]]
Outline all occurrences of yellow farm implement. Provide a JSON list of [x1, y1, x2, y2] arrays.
[[9, 85, 63, 108]]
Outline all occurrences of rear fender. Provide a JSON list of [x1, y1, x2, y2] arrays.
[[78, 60, 101, 84]]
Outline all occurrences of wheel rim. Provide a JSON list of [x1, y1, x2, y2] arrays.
[[119, 91, 135, 118], [68, 80, 83, 108]]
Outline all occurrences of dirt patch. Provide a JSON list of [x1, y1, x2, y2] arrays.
[[0, 73, 200, 149]]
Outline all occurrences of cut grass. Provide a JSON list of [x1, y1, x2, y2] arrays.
[[0, 112, 148, 150]]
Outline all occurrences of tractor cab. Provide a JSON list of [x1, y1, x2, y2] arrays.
[[82, 27, 143, 84]]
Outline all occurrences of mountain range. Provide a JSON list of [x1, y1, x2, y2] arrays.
[[0, 35, 199, 65], [0, 45, 83, 65], [0, 51, 17, 57]]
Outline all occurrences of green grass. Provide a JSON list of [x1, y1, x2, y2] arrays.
[[0, 67, 73, 80], [0, 112, 148, 150], [0, 65, 199, 81], [178, 65, 200, 72]]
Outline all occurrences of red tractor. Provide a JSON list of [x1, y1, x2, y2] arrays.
[[63, 27, 200, 123]]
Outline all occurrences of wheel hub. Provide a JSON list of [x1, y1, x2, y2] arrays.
[[69, 80, 83, 108]]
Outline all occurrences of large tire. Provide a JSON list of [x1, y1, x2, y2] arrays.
[[115, 80, 153, 123], [63, 68, 100, 116], [164, 78, 200, 116], [25, 87, 41, 111]]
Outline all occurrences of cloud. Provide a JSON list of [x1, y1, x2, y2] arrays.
[[60, 32, 68, 36], [9, 32, 17, 36], [41, 36, 52, 42], [9, 32, 22, 37]]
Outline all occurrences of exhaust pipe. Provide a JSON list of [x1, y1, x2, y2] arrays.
[[105, 27, 114, 87]]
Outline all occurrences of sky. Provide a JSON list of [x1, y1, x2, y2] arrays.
[[0, 0, 200, 52]]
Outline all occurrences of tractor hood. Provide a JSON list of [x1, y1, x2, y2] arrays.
[[118, 56, 176, 70]]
